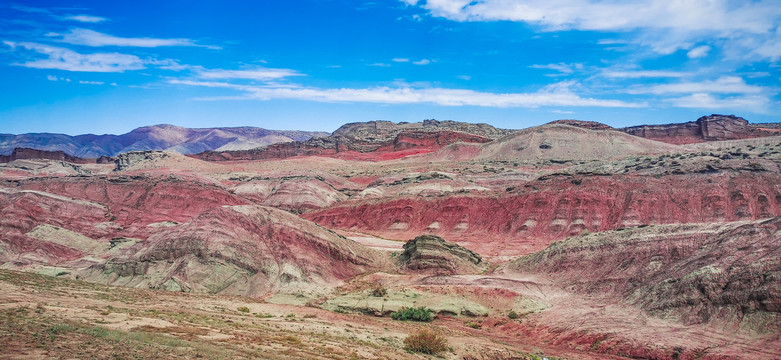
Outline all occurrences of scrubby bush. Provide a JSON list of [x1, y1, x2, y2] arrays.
[[508, 310, 519, 319], [391, 307, 433, 322], [371, 285, 387, 297], [237, 306, 250, 313], [403, 328, 448, 354]]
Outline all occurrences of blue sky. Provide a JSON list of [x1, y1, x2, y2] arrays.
[[1, 0, 780, 135]]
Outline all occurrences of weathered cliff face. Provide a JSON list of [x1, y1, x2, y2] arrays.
[[397, 235, 487, 275], [305, 172, 781, 256], [0, 147, 92, 164], [620, 114, 777, 144], [84, 205, 379, 296], [510, 218, 781, 334]]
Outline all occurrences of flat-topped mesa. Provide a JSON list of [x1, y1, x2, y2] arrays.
[[620, 114, 777, 144], [192, 119, 510, 161], [0, 147, 93, 164], [397, 235, 487, 275]]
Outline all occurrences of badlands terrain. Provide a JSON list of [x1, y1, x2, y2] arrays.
[[0, 115, 779, 359]]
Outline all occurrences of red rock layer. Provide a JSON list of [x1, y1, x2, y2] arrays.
[[6, 175, 250, 231], [304, 172, 781, 255], [191, 130, 492, 162], [620, 114, 778, 145]]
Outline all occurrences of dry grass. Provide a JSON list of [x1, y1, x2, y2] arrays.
[[403, 328, 448, 354]]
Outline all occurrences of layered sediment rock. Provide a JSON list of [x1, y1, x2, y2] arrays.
[[397, 235, 486, 275], [511, 218, 781, 333], [86, 205, 378, 296], [193, 120, 509, 161], [620, 114, 777, 144]]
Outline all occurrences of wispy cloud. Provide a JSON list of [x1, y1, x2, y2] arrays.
[[51, 28, 220, 49], [196, 67, 303, 81], [62, 14, 107, 23], [47, 75, 70, 82], [406, 0, 781, 59], [368, 62, 391, 67], [5, 41, 145, 72], [78, 80, 104, 85], [412, 58, 431, 65], [170, 79, 644, 108], [601, 70, 691, 79], [686, 45, 711, 59], [668, 93, 770, 112], [627, 76, 765, 95], [530, 62, 583, 74], [392, 58, 409, 62]]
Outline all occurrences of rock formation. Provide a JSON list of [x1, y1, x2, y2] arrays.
[[620, 114, 778, 144], [84, 205, 379, 296], [397, 235, 486, 275], [192, 120, 510, 161]]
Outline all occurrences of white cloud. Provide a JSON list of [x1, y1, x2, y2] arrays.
[[687, 45, 711, 59], [5, 41, 145, 72], [627, 76, 764, 95], [413, 58, 431, 65], [602, 70, 691, 78], [63, 15, 107, 23], [530, 62, 583, 74], [196, 67, 303, 81], [368, 62, 391, 67], [46, 75, 70, 82], [407, 0, 781, 58], [79, 80, 104, 85], [457, 75, 471, 80], [170, 79, 644, 108], [392, 58, 410, 62], [668, 93, 770, 112], [52, 28, 219, 49]]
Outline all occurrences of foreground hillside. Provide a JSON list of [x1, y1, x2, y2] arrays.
[[1, 116, 780, 359]]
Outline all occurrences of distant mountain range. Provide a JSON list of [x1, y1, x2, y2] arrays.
[[0, 124, 329, 158]]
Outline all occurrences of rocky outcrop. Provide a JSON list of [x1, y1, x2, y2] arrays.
[[0, 147, 92, 164], [547, 120, 614, 130], [511, 218, 781, 334], [397, 235, 486, 275], [192, 120, 509, 161], [620, 114, 777, 144], [113, 150, 172, 171]]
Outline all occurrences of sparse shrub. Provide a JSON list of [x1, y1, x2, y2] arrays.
[[303, 314, 316, 319], [507, 310, 519, 320], [254, 313, 273, 318], [391, 307, 433, 322], [237, 306, 250, 313], [371, 285, 387, 297], [403, 328, 448, 354]]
